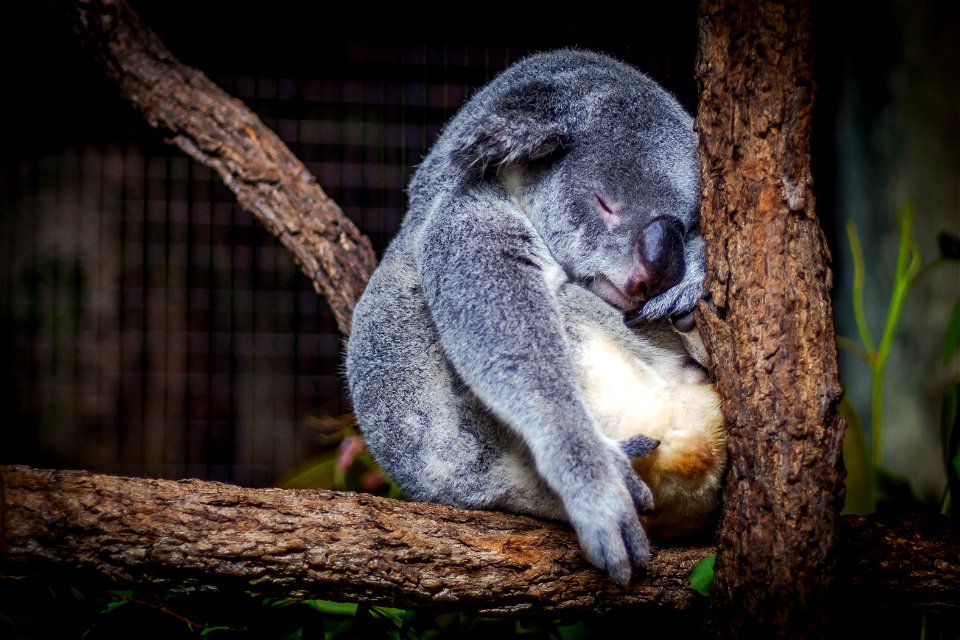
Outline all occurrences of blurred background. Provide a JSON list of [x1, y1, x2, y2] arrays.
[[1, 2, 956, 507]]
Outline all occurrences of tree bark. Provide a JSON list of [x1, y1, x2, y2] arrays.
[[0, 466, 709, 618], [695, 1, 846, 638], [52, 0, 377, 335], [2, 466, 957, 619]]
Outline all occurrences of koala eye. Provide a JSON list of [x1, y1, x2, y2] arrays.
[[595, 195, 623, 229], [595, 195, 617, 215]]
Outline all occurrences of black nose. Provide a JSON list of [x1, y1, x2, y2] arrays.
[[624, 217, 686, 302]]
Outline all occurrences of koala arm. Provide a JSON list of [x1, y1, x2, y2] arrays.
[[418, 188, 653, 585]]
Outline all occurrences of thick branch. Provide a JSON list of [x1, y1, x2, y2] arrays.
[[696, 1, 845, 636], [2, 466, 958, 619], [0, 466, 709, 618], [53, 0, 377, 335]]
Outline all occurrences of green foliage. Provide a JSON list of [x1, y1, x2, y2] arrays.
[[840, 203, 960, 514], [687, 552, 717, 597]]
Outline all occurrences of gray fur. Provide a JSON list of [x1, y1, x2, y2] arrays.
[[346, 49, 703, 585]]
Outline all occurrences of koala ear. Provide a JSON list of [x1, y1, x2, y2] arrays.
[[452, 81, 569, 178]]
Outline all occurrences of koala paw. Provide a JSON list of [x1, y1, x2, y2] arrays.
[[565, 452, 654, 585], [620, 434, 661, 458]]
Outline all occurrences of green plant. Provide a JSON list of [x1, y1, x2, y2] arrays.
[[839, 202, 960, 513], [688, 552, 717, 597]]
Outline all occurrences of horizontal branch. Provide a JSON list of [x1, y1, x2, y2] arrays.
[[0, 466, 709, 618], [1, 466, 957, 618]]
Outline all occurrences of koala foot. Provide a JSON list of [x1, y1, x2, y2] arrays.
[[565, 452, 655, 585]]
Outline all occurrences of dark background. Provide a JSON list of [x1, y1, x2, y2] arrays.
[[1, 2, 956, 498]]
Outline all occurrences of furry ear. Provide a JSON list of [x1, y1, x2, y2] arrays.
[[452, 81, 569, 178]]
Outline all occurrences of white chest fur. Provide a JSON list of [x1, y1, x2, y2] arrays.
[[576, 326, 727, 538]]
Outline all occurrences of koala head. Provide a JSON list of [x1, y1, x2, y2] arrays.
[[450, 50, 703, 320]]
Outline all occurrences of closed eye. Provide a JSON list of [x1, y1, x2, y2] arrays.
[[595, 194, 623, 229], [595, 194, 618, 216]]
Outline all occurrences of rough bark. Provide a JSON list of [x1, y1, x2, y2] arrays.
[[2, 466, 957, 619], [0, 466, 709, 618], [53, 0, 377, 335], [695, 1, 846, 637]]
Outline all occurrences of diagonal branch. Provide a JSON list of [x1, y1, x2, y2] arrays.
[[53, 0, 377, 335]]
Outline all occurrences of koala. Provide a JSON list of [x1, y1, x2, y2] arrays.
[[346, 49, 723, 585]]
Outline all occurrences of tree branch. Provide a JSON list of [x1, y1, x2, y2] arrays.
[[2, 466, 958, 619], [52, 0, 377, 335], [1, 466, 709, 618]]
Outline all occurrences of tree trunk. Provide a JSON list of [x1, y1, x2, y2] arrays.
[[53, 0, 377, 335], [695, 1, 846, 637], [2, 466, 957, 619]]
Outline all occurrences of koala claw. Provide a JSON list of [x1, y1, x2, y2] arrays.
[[570, 495, 651, 586], [565, 449, 655, 584]]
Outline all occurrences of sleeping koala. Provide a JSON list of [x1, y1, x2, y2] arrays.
[[346, 49, 724, 585]]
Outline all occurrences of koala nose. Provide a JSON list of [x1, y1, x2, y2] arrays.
[[624, 217, 686, 301]]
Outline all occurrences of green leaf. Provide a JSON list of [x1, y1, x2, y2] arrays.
[[0, 609, 14, 627], [945, 298, 960, 366], [308, 600, 357, 617], [943, 382, 959, 464], [556, 621, 594, 640], [370, 606, 408, 620], [103, 591, 133, 614], [688, 552, 716, 596], [324, 618, 355, 640], [939, 382, 959, 515], [103, 599, 129, 614], [200, 626, 234, 637], [278, 458, 337, 489]]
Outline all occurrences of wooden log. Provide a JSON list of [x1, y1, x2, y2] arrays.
[[0, 466, 710, 618]]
